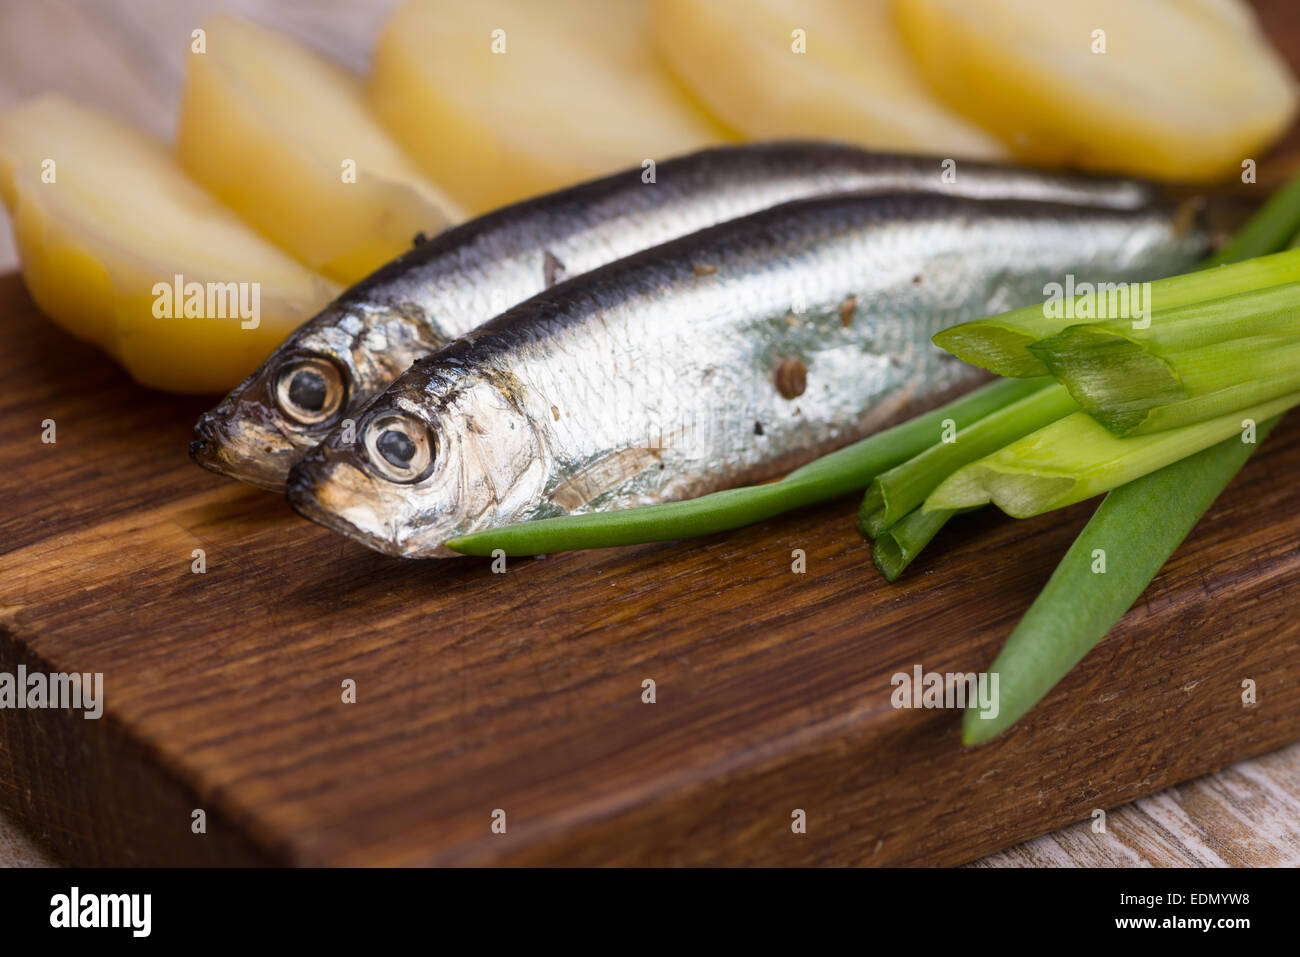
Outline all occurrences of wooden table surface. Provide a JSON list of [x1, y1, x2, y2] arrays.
[[1, 0, 1299, 867]]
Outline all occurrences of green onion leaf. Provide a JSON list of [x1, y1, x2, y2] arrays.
[[962, 418, 1280, 746]]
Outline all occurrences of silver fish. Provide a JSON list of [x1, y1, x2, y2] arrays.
[[285, 192, 1207, 558], [190, 142, 1163, 490]]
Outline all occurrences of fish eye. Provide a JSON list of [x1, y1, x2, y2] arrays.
[[275, 356, 346, 426], [364, 414, 437, 483]]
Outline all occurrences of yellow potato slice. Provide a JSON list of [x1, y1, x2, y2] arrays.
[[894, 0, 1298, 181], [369, 0, 731, 214], [650, 0, 1007, 158], [0, 96, 338, 394], [177, 15, 461, 284]]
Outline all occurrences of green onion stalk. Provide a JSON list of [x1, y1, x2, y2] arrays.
[[926, 391, 1299, 519], [1029, 284, 1300, 434], [857, 381, 1075, 580], [857, 382, 1074, 537], [871, 506, 971, 582], [932, 247, 1300, 377]]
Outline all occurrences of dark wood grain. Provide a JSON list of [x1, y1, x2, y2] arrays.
[[1, 270, 1297, 866]]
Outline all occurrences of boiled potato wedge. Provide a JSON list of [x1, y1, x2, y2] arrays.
[[177, 15, 462, 284], [894, 0, 1297, 181], [369, 0, 731, 214], [650, 0, 1007, 158], [0, 96, 338, 393]]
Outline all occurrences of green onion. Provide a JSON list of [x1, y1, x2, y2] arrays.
[[963, 169, 1300, 743], [1036, 331, 1300, 435], [857, 381, 1073, 537], [1026, 280, 1300, 434], [871, 507, 960, 581], [932, 248, 1300, 377], [925, 390, 1300, 518], [1133, 339, 1300, 434], [1036, 280, 1300, 356], [962, 418, 1280, 745], [445, 376, 1045, 556]]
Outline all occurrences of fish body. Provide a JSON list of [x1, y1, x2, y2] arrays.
[[286, 192, 1207, 558], [191, 141, 1163, 490]]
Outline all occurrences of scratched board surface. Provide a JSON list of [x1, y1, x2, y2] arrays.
[[1, 271, 1299, 865]]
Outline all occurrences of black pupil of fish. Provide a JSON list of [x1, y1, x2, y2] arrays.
[[288, 370, 328, 412], [377, 429, 417, 469]]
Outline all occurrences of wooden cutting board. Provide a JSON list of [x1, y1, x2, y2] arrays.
[[1, 271, 1298, 866]]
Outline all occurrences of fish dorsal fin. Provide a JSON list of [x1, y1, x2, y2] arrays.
[[543, 250, 567, 287]]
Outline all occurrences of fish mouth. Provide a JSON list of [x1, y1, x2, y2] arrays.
[[285, 455, 465, 559], [189, 409, 307, 492], [285, 458, 418, 559]]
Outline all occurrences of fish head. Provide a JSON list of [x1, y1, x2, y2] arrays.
[[285, 360, 551, 558], [190, 300, 442, 490]]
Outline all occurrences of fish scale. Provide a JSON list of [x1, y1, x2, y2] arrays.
[[191, 141, 1167, 491], [286, 191, 1208, 558]]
